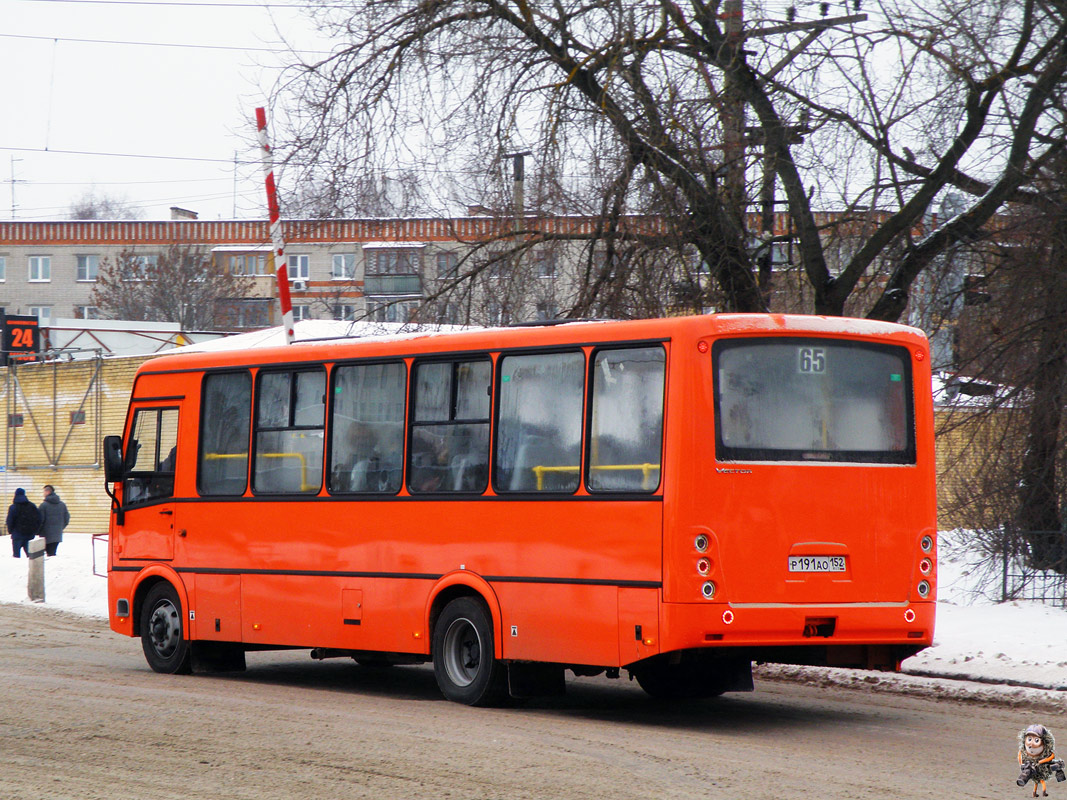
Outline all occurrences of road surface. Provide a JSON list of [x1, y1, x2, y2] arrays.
[[0, 603, 1059, 799]]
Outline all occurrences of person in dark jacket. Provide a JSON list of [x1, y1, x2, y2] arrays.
[[39, 485, 70, 557], [5, 488, 41, 558]]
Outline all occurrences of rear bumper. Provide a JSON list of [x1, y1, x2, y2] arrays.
[[660, 600, 935, 653]]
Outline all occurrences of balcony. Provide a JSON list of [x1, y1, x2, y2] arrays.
[[364, 274, 423, 295]]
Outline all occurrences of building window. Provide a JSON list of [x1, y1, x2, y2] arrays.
[[218, 299, 271, 329], [123, 254, 158, 281], [75, 306, 101, 320], [436, 251, 459, 279], [535, 250, 557, 278], [487, 253, 508, 278], [70, 410, 86, 425], [365, 248, 420, 275], [77, 254, 100, 281], [366, 298, 419, 323], [8, 414, 24, 427], [29, 255, 51, 282], [487, 299, 510, 326], [535, 301, 557, 321], [28, 306, 52, 326], [0, 255, 6, 281], [288, 254, 310, 280], [333, 304, 357, 322], [292, 305, 312, 321], [332, 253, 356, 280], [227, 254, 268, 276]]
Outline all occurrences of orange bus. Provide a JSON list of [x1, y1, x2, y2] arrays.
[[102, 314, 936, 705]]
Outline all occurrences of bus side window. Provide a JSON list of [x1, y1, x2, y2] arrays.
[[198, 371, 252, 496], [588, 346, 665, 492], [329, 361, 406, 494], [124, 407, 179, 505], [495, 351, 584, 493], [252, 368, 326, 494], [409, 358, 490, 494]]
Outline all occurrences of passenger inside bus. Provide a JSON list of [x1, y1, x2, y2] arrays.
[[408, 426, 487, 493], [334, 422, 402, 493]]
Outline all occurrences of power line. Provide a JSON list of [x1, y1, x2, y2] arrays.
[[0, 177, 233, 186], [14, 0, 338, 8], [0, 31, 330, 56], [0, 145, 251, 165], [0, 144, 550, 178]]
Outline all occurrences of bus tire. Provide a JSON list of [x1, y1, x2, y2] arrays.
[[432, 597, 507, 706], [140, 582, 192, 675]]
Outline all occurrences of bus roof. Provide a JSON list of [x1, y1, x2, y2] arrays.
[[136, 314, 928, 375]]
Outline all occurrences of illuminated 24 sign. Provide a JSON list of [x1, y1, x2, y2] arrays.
[[1, 314, 40, 366]]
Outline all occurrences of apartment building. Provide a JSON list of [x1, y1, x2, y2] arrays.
[[0, 216, 479, 328], [0, 213, 670, 330], [1, 208, 927, 337]]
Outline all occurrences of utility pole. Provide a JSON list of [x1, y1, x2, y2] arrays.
[[10, 156, 23, 219], [726, 2, 866, 299], [233, 151, 238, 219], [721, 0, 747, 217], [504, 151, 532, 232], [503, 151, 532, 286]]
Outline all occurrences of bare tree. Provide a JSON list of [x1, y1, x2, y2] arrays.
[[939, 154, 1067, 574], [91, 244, 254, 330], [68, 190, 144, 220], [271, 0, 1067, 321]]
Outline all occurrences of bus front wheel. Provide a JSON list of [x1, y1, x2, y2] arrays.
[[432, 597, 507, 706], [140, 582, 192, 675]]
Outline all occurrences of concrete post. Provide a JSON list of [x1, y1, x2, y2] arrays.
[[27, 538, 45, 603]]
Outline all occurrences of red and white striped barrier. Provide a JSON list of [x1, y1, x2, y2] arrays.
[[255, 107, 294, 345]]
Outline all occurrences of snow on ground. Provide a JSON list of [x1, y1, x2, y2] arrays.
[[0, 533, 108, 618], [900, 531, 1067, 692], [2, 531, 1067, 706]]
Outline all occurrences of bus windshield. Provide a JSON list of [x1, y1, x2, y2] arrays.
[[714, 338, 915, 464]]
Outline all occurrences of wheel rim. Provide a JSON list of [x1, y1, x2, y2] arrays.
[[147, 599, 182, 660], [441, 616, 482, 688]]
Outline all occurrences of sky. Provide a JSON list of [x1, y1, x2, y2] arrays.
[[1, 0, 326, 221], [2, 529, 1066, 705], [0, 0, 911, 225]]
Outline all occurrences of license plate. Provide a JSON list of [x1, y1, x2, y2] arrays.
[[788, 555, 846, 573]]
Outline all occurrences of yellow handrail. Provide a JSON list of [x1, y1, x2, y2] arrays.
[[203, 451, 316, 492], [531, 463, 660, 491]]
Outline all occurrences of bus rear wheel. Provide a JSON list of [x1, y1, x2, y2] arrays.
[[140, 582, 192, 674], [432, 597, 507, 706]]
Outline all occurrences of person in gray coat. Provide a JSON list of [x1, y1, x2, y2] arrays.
[[39, 485, 70, 557]]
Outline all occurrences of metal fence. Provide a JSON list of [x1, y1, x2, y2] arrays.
[[998, 529, 1067, 607]]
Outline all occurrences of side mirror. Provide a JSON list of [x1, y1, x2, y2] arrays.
[[103, 435, 125, 483]]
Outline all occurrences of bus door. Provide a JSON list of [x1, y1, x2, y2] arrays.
[[115, 405, 181, 562]]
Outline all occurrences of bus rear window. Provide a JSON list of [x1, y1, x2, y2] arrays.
[[713, 338, 915, 464]]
